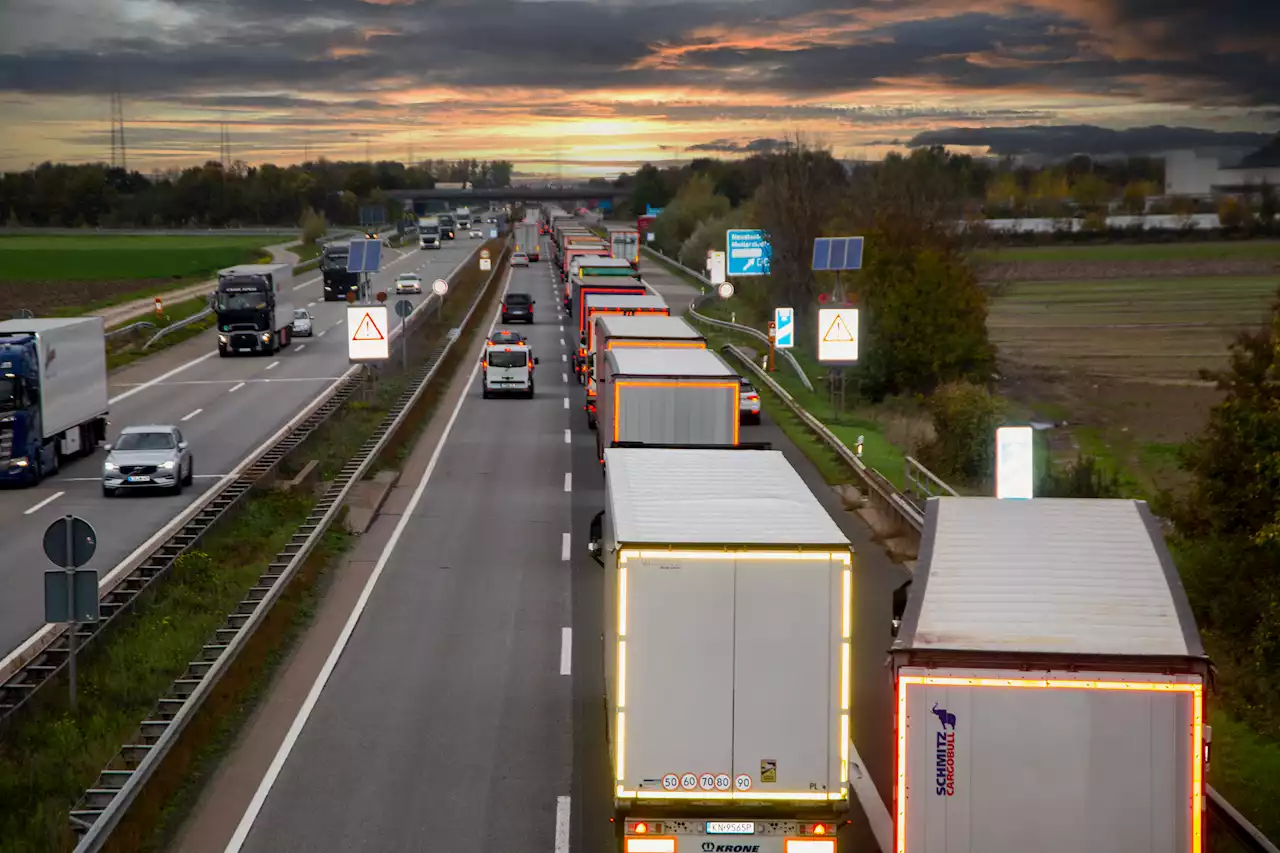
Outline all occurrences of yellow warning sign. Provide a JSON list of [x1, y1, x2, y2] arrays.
[[817, 307, 859, 362], [760, 759, 777, 783]]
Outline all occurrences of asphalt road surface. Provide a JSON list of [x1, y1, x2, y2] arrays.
[[0, 237, 483, 661], [230, 241, 575, 852]]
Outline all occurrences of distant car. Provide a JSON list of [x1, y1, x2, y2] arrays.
[[489, 329, 527, 346], [292, 307, 313, 337], [102, 425, 193, 497], [487, 217, 498, 224], [501, 292, 534, 324], [469, 229, 484, 238], [510, 252, 529, 267], [740, 378, 761, 425], [395, 273, 423, 294]]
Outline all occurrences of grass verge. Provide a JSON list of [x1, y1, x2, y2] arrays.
[[287, 242, 321, 263], [105, 297, 216, 372]]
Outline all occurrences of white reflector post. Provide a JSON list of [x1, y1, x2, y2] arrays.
[[995, 425, 1035, 500]]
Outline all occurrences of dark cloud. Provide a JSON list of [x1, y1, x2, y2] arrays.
[[687, 138, 790, 153], [908, 124, 1278, 158]]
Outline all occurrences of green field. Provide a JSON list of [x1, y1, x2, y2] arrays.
[[0, 235, 272, 282], [979, 240, 1280, 264]]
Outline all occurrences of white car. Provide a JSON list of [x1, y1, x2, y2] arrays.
[[739, 377, 761, 425], [292, 307, 313, 336], [102, 425, 193, 497], [469, 229, 484, 238], [510, 252, 529, 267], [395, 273, 423, 294]]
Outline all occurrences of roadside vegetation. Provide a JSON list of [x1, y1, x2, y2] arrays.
[[625, 141, 1280, 838], [104, 295, 216, 371]]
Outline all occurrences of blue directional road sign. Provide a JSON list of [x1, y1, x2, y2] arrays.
[[346, 238, 383, 273], [811, 236, 864, 271], [774, 307, 795, 349], [727, 229, 772, 276]]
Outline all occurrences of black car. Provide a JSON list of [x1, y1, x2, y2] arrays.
[[501, 293, 534, 324], [489, 329, 527, 345]]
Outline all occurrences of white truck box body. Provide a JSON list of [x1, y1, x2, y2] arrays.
[[219, 262, 295, 333], [601, 448, 853, 810], [0, 317, 108, 440], [582, 294, 668, 354], [514, 222, 539, 256], [891, 497, 1209, 853], [597, 347, 738, 452], [589, 315, 705, 398]]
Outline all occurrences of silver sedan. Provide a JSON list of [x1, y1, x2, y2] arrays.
[[102, 425, 194, 497]]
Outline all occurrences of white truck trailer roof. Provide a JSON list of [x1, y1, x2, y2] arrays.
[[594, 314, 702, 342], [603, 447, 850, 547], [894, 497, 1205, 659], [583, 293, 665, 312], [606, 346, 733, 378]]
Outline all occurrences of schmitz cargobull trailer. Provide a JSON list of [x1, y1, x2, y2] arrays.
[[589, 447, 855, 853], [890, 497, 1210, 853]]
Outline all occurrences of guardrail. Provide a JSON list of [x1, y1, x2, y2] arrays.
[[141, 299, 214, 349], [715, 341, 1275, 853], [0, 242, 488, 717], [68, 238, 512, 850], [104, 320, 156, 340], [642, 246, 814, 392]]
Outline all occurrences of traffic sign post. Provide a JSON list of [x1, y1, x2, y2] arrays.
[[708, 250, 726, 285], [726, 229, 772, 276], [432, 278, 448, 320], [817, 306, 860, 423], [42, 514, 98, 712], [774, 307, 795, 349], [767, 321, 776, 372], [996, 426, 1035, 500], [347, 305, 389, 362]]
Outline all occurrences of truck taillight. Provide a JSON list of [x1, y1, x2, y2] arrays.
[[804, 823, 833, 835], [625, 820, 661, 835]]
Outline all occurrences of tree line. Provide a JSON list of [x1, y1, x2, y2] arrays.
[[626, 144, 1280, 753], [0, 157, 515, 229]]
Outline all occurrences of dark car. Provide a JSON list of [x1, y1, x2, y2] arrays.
[[501, 292, 534, 324], [489, 329, 527, 345]]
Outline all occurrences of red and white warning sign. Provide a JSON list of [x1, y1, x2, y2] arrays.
[[817, 306, 859, 363], [347, 305, 389, 361]]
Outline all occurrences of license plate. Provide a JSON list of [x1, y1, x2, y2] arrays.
[[237, 347, 250, 352], [127, 475, 150, 482]]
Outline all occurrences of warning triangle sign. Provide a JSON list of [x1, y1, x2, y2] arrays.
[[823, 313, 855, 343], [352, 311, 385, 341]]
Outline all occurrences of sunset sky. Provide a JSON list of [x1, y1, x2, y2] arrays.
[[0, 0, 1276, 176]]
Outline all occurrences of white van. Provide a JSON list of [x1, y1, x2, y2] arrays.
[[482, 341, 539, 399]]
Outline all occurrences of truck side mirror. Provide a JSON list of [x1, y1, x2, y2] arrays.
[[891, 579, 912, 637], [587, 510, 605, 567]]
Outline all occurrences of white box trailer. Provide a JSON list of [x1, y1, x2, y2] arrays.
[[586, 315, 706, 429], [890, 497, 1209, 853], [578, 292, 668, 376], [514, 222, 540, 260], [590, 447, 854, 853], [595, 347, 739, 462]]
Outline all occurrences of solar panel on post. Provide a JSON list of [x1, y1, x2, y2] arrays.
[[830, 238, 847, 270], [812, 238, 832, 271], [345, 238, 383, 273], [345, 240, 366, 273], [810, 236, 865, 272]]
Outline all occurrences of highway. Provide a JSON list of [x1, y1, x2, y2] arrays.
[[214, 244, 905, 852], [0, 236, 484, 663], [226, 238, 574, 852]]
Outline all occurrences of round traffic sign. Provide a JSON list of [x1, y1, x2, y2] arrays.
[[662, 774, 679, 791], [375, 291, 387, 303], [43, 515, 97, 568], [714, 773, 731, 791], [345, 291, 357, 303], [735, 774, 752, 791], [680, 773, 697, 790], [698, 773, 716, 790], [395, 299, 414, 319], [480, 248, 491, 259], [717, 282, 735, 300], [432, 278, 449, 296]]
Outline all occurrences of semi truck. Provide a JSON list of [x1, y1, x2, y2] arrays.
[[578, 293, 669, 377], [587, 447, 853, 853], [454, 207, 471, 229], [564, 258, 638, 309], [320, 241, 361, 301], [515, 220, 540, 261], [438, 214, 457, 240], [215, 262, 297, 356], [418, 216, 442, 249], [605, 224, 641, 270], [585, 315, 706, 430], [594, 347, 739, 461], [890, 497, 1209, 853], [0, 317, 109, 485], [561, 237, 610, 280]]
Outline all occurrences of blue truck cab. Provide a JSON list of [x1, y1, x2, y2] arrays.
[[0, 317, 109, 485]]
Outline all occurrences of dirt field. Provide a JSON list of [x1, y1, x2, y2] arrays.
[[978, 239, 1280, 283], [988, 276, 1277, 493]]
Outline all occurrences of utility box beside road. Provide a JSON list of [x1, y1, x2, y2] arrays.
[[591, 447, 855, 853], [891, 497, 1210, 853]]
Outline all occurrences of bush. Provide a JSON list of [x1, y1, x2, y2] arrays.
[[299, 206, 327, 244], [916, 380, 1005, 484], [1038, 454, 1123, 498]]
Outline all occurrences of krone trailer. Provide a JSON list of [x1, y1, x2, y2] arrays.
[[0, 317, 109, 484], [605, 224, 641, 270], [595, 347, 738, 462], [891, 497, 1210, 853], [578, 293, 668, 377], [588, 447, 854, 853], [585, 315, 706, 430]]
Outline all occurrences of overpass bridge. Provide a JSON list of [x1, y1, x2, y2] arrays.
[[388, 186, 625, 213]]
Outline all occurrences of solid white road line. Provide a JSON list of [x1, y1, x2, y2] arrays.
[[58, 474, 226, 482], [563, 429, 571, 444], [561, 531, 571, 560], [560, 627, 572, 675], [24, 492, 65, 515], [222, 249, 510, 853], [108, 351, 218, 404], [554, 796, 570, 853], [564, 472, 572, 492], [228, 382, 245, 393], [265, 360, 280, 371], [180, 408, 202, 422], [291, 275, 321, 292]]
